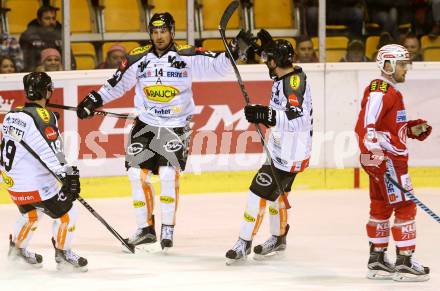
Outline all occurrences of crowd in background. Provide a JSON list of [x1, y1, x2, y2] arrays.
[[0, 1, 439, 74]]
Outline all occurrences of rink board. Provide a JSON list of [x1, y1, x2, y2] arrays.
[[1, 62, 440, 178]]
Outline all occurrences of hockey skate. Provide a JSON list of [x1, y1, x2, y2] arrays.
[[253, 224, 290, 260], [393, 249, 430, 282], [52, 238, 88, 272], [225, 238, 252, 265], [126, 215, 157, 248], [366, 243, 395, 280], [8, 235, 43, 268], [160, 224, 174, 252]]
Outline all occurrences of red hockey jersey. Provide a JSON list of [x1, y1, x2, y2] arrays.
[[355, 78, 408, 161]]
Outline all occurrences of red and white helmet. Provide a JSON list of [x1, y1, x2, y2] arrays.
[[376, 44, 410, 74]]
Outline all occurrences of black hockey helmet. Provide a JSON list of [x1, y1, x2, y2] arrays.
[[23, 72, 53, 100], [262, 39, 295, 68], [148, 12, 175, 35]]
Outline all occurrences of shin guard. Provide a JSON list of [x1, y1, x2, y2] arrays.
[[239, 191, 266, 241], [12, 209, 42, 249]]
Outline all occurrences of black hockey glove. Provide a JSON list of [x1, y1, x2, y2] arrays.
[[244, 104, 276, 127], [60, 166, 80, 202], [228, 29, 256, 61], [77, 90, 103, 119], [256, 29, 274, 55]]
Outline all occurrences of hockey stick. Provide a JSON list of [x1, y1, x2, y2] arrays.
[[385, 173, 440, 224], [219, 1, 291, 209], [8, 130, 135, 253], [47, 103, 136, 120]]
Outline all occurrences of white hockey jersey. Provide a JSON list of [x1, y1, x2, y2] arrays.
[[268, 67, 313, 173], [98, 43, 232, 127], [0, 104, 66, 205]]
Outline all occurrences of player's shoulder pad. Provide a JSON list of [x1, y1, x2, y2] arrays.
[[21, 106, 58, 128], [283, 66, 306, 93], [369, 79, 390, 93], [282, 66, 307, 108], [128, 45, 153, 57], [122, 45, 153, 68]]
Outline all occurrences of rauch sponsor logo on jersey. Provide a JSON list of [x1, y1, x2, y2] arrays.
[[143, 85, 180, 102]]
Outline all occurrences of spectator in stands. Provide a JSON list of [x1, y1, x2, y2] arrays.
[[372, 32, 395, 60], [411, 0, 440, 37], [35, 48, 63, 72], [1, 31, 24, 72], [294, 36, 319, 63], [0, 56, 17, 74], [340, 39, 370, 62], [430, 0, 440, 36], [19, 5, 75, 71], [403, 33, 424, 61], [305, 0, 364, 38], [97, 45, 127, 69], [365, 0, 412, 39]]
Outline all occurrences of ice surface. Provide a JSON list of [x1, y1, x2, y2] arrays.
[[1, 189, 439, 291]]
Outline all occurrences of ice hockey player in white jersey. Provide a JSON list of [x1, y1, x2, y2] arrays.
[[76, 12, 246, 251], [1, 72, 87, 271], [226, 39, 313, 264]]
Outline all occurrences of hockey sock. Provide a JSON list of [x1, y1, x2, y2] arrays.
[[53, 204, 78, 250], [159, 166, 179, 225], [127, 167, 155, 228], [12, 209, 41, 249], [269, 192, 289, 236], [239, 191, 266, 241], [392, 220, 416, 251], [366, 218, 390, 249]]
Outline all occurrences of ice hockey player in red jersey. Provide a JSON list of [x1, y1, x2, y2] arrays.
[[1, 72, 87, 271], [225, 39, 313, 264], [355, 44, 432, 281]]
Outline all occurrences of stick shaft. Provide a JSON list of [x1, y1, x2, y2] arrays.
[[385, 174, 440, 223], [47, 103, 136, 120], [10, 132, 135, 252], [218, 1, 291, 209]]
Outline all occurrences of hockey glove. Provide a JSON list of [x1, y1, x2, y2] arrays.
[[77, 90, 103, 119], [407, 119, 432, 141], [244, 104, 276, 127], [256, 29, 274, 55], [60, 166, 80, 202], [228, 30, 257, 62]]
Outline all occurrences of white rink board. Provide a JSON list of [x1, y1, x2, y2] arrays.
[[1, 62, 440, 177]]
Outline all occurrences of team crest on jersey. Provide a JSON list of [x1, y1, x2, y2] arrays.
[[289, 75, 301, 90], [396, 110, 407, 123], [36, 108, 50, 123], [143, 85, 180, 102], [44, 126, 57, 140], [370, 80, 389, 93], [1, 171, 14, 187]]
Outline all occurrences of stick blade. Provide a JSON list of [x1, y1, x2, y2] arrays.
[[219, 1, 239, 31]]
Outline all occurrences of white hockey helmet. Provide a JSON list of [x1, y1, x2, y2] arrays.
[[376, 44, 410, 74]]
